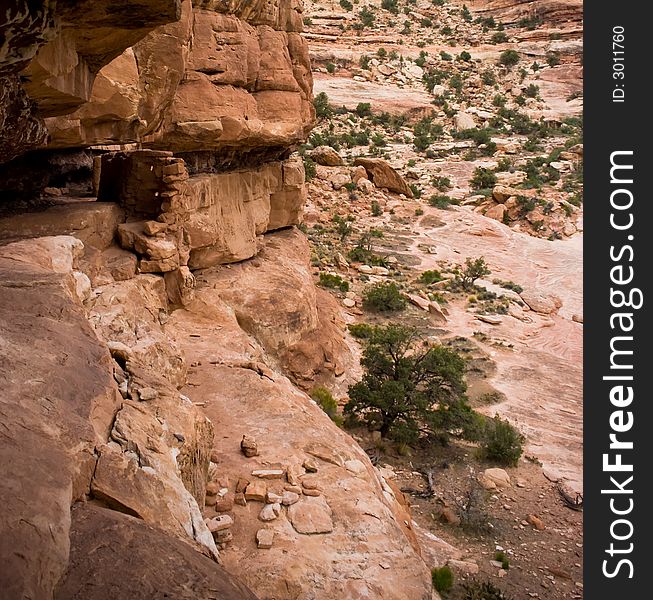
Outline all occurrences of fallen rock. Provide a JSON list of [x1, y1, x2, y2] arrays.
[[281, 491, 300, 506], [240, 435, 258, 458], [428, 301, 447, 323], [454, 111, 476, 131], [492, 185, 522, 203], [520, 290, 563, 315], [344, 459, 367, 476], [252, 469, 285, 480], [206, 515, 234, 533], [448, 559, 479, 575], [56, 504, 258, 600], [485, 203, 506, 222], [244, 480, 267, 503], [353, 158, 413, 198], [259, 503, 281, 522], [440, 508, 461, 526], [476, 314, 502, 325], [310, 146, 344, 167], [479, 468, 512, 490], [527, 514, 546, 530], [405, 293, 430, 311], [288, 497, 334, 534], [256, 528, 274, 549]]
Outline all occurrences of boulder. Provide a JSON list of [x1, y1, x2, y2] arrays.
[[310, 145, 344, 166], [479, 468, 512, 490], [520, 290, 563, 314], [353, 158, 414, 197], [485, 204, 506, 222], [492, 185, 522, 203], [454, 112, 476, 131], [55, 504, 258, 600]]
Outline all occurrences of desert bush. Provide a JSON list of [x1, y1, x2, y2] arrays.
[[419, 270, 443, 284], [470, 167, 497, 190], [431, 566, 454, 594], [362, 282, 406, 312], [345, 325, 475, 442], [319, 272, 349, 292], [463, 580, 513, 600], [480, 416, 525, 466], [499, 49, 520, 67]]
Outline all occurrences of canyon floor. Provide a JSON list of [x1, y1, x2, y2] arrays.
[[298, 1, 584, 598]]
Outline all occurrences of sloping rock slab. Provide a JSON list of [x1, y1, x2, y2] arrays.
[[55, 503, 259, 600]]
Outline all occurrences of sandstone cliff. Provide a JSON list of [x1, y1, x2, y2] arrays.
[[0, 2, 433, 599]]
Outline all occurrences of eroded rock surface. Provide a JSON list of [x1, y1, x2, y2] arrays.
[[56, 504, 258, 600]]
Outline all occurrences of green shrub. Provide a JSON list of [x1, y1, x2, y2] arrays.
[[449, 73, 464, 93], [475, 16, 496, 29], [499, 49, 520, 67], [371, 200, 383, 216], [463, 580, 513, 600], [492, 93, 506, 107], [481, 70, 496, 85], [431, 175, 452, 191], [303, 156, 316, 181], [480, 416, 525, 466], [354, 102, 372, 117], [461, 4, 472, 22], [491, 31, 508, 44], [326, 62, 336, 74], [319, 272, 349, 292], [314, 92, 332, 119], [359, 54, 371, 70], [310, 387, 341, 424], [419, 270, 443, 284], [431, 566, 454, 594], [458, 50, 472, 61], [518, 14, 542, 29], [457, 256, 491, 290], [345, 325, 471, 442], [454, 127, 497, 155], [494, 551, 510, 570], [377, 47, 387, 58], [362, 282, 406, 312], [409, 183, 422, 199], [359, 7, 375, 27], [428, 194, 457, 209], [348, 323, 374, 339], [470, 167, 497, 190], [492, 279, 523, 294], [546, 51, 561, 66], [524, 83, 540, 98], [381, 0, 399, 14], [339, 0, 353, 10], [440, 51, 453, 61]]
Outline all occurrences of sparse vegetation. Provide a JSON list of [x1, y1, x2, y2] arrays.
[[499, 49, 520, 67], [480, 416, 525, 466], [362, 282, 406, 312], [463, 580, 513, 600], [431, 566, 454, 594], [470, 167, 497, 190], [319, 272, 349, 292], [419, 270, 443, 284], [345, 324, 478, 443], [457, 257, 491, 290]]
